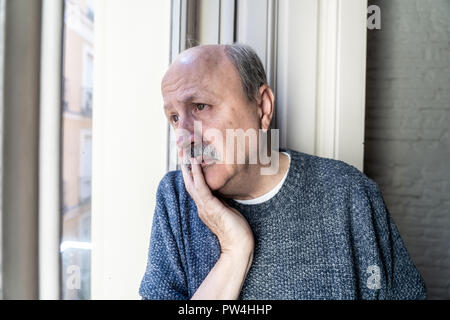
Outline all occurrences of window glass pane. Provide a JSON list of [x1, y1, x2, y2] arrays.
[[61, 0, 94, 300]]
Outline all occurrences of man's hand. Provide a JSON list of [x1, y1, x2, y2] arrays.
[[181, 156, 254, 299], [181, 156, 254, 254]]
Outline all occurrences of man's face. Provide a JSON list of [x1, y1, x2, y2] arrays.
[[161, 46, 261, 191]]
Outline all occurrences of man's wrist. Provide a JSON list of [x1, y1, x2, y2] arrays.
[[220, 244, 254, 268]]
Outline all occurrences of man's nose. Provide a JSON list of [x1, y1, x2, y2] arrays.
[[176, 131, 193, 150], [175, 118, 201, 150]]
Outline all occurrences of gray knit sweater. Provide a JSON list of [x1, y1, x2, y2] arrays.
[[139, 148, 427, 300]]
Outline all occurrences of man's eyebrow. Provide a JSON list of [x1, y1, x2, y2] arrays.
[[164, 93, 212, 109], [179, 94, 208, 104]]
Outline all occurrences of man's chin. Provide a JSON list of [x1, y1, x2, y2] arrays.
[[202, 163, 229, 191]]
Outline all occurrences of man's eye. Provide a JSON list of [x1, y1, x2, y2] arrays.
[[196, 104, 207, 111], [171, 115, 179, 123]]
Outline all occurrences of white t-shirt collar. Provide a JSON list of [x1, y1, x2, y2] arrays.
[[233, 152, 291, 205]]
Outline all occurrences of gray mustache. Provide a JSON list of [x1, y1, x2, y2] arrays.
[[182, 144, 220, 166]]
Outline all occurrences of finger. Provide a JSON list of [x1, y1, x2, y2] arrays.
[[190, 157, 213, 200], [180, 159, 194, 193]]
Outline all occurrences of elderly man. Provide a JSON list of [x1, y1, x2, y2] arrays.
[[139, 43, 427, 300]]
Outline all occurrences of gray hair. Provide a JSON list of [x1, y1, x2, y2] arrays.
[[223, 43, 267, 103]]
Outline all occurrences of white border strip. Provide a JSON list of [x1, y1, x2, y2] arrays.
[[39, 0, 63, 300], [315, 0, 339, 160]]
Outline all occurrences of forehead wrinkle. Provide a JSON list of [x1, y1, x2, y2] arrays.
[[162, 48, 231, 109], [177, 87, 215, 103], [161, 73, 185, 95], [162, 67, 209, 95], [162, 76, 196, 110], [178, 94, 201, 104]]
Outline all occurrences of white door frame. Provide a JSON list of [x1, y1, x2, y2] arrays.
[[315, 0, 368, 170], [277, 0, 368, 171]]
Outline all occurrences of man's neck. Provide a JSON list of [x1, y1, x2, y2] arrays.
[[218, 152, 290, 200]]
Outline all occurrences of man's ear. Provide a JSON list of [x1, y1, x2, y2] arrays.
[[257, 84, 275, 132]]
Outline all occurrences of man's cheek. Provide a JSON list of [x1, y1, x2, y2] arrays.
[[203, 128, 225, 162]]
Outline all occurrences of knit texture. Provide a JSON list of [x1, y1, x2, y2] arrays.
[[139, 148, 427, 300]]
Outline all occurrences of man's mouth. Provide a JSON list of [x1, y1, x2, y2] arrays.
[[201, 157, 216, 167], [184, 158, 214, 171], [182, 143, 219, 171], [193, 155, 216, 168]]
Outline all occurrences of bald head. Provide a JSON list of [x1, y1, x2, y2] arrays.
[[162, 45, 235, 94], [161, 44, 248, 114], [163, 44, 267, 104], [173, 44, 228, 70]]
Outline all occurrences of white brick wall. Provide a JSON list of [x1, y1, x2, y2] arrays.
[[365, 0, 450, 299]]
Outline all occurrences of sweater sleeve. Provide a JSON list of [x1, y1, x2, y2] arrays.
[[138, 177, 189, 300], [349, 177, 427, 300]]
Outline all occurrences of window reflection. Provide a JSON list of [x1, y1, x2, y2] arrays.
[[61, 0, 94, 300]]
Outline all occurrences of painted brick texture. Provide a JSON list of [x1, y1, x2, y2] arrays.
[[365, 0, 450, 299]]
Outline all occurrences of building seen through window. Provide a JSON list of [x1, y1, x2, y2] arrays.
[[61, 0, 94, 300]]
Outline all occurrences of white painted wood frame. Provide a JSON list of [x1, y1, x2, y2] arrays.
[[314, 0, 368, 170], [277, 0, 368, 170], [91, 0, 171, 299], [39, 0, 64, 300]]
